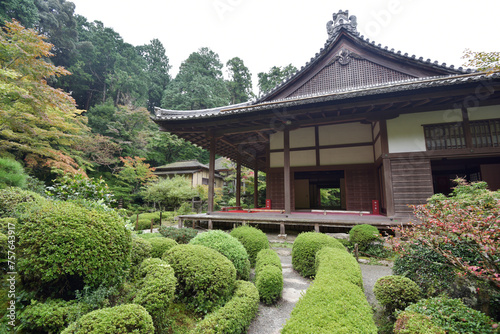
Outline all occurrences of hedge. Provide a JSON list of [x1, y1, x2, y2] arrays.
[[282, 247, 377, 333], [192, 280, 259, 334], [374, 275, 422, 315], [190, 230, 250, 280], [148, 237, 178, 258], [394, 297, 498, 334], [159, 226, 198, 244], [61, 304, 154, 334], [0, 187, 45, 218], [134, 258, 177, 332], [229, 225, 269, 267], [163, 244, 236, 314], [349, 224, 380, 251], [291, 232, 344, 277], [19, 299, 91, 333], [314, 246, 363, 289], [130, 237, 152, 278], [255, 249, 283, 304], [17, 200, 131, 295]]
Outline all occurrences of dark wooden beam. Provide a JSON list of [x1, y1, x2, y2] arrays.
[[236, 152, 241, 207], [208, 136, 216, 213], [284, 128, 291, 214]]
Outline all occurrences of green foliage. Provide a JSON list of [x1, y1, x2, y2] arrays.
[[148, 237, 178, 258], [134, 258, 177, 332], [374, 275, 422, 315], [75, 285, 119, 311], [229, 225, 270, 267], [315, 246, 363, 289], [159, 226, 198, 244], [257, 64, 297, 95], [0, 0, 38, 28], [141, 176, 198, 211], [19, 298, 91, 334], [0, 157, 28, 189], [282, 246, 377, 333], [396, 297, 498, 333], [130, 237, 152, 278], [320, 188, 341, 208], [226, 57, 254, 104], [0, 187, 45, 218], [162, 244, 236, 314], [61, 304, 154, 334], [394, 311, 446, 334], [255, 248, 282, 274], [17, 200, 131, 296], [291, 232, 344, 277], [190, 230, 250, 280], [0, 217, 15, 234], [46, 173, 114, 205], [0, 232, 8, 269], [256, 265, 283, 305], [349, 224, 380, 251], [192, 280, 259, 334], [130, 211, 165, 230]]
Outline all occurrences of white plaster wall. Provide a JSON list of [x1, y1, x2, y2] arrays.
[[320, 146, 374, 165], [468, 105, 500, 121], [373, 121, 380, 138], [270, 152, 284, 167], [270, 132, 284, 150], [374, 137, 382, 159], [290, 127, 315, 148], [387, 109, 463, 153], [319, 122, 372, 146], [291, 150, 316, 167]]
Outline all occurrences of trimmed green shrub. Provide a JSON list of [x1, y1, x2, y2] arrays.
[[255, 248, 282, 275], [374, 275, 422, 315], [17, 200, 131, 296], [134, 258, 177, 332], [0, 187, 45, 218], [396, 297, 498, 334], [159, 226, 198, 244], [0, 157, 27, 189], [0, 217, 15, 234], [394, 311, 445, 334], [282, 246, 376, 333], [256, 265, 283, 304], [19, 299, 90, 334], [229, 225, 269, 266], [130, 237, 152, 278], [349, 224, 380, 251], [192, 280, 259, 334], [291, 232, 344, 277], [315, 246, 363, 289], [163, 244, 236, 314], [61, 304, 154, 334], [190, 230, 250, 280], [0, 232, 7, 260], [148, 237, 178, 258]]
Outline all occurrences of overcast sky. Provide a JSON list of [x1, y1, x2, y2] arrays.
[[69, 0, 500, 87]]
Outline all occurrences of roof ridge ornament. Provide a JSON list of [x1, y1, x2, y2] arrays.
[[326, 10, 357, 41]]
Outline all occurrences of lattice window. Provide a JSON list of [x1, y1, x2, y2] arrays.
[[423, 123, 466, 150], [470, 119, 500, 148]]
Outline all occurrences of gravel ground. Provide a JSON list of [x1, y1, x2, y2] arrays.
[[247, 236, 393, 333]]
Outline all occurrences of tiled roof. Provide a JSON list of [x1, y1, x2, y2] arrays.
[[155, 160, 208, 170]]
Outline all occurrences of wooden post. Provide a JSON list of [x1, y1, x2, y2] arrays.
[[178, 218, 183, 229], [314, 223, 319, 233], [208, 219, 213, 230], [208, 136, 216, 213], [159, 211, 162, 226], [354, 243, 359, 262], [135, 213, 139, 231], [284, 128, 291, 214], [253, 166, 259, 208], [236, 152, 241, 207], [150, 218, 154, 233], [280, 222, 285, 235]]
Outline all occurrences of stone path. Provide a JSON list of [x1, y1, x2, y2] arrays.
[[247, 247, 310, 334], [247, 246, 393, 334]]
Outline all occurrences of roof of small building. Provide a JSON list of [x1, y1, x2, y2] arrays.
[[155, 160, 208, 171]]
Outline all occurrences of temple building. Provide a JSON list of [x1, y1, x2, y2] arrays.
[[153, 10, 500, 224]]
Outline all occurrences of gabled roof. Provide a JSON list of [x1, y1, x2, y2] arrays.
[[155, 160, 208, 171]]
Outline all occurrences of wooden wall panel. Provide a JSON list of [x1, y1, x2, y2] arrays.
[[267, 171, 285, 210], [390, 158, 434, 216], [345, 167, 377, 212]]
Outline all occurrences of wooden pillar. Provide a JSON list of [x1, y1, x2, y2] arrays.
[[383, 158, 395, 217], [208, 136, 216, 213], [208, 219, 213, 230], [284, 128, 291, 214], [236, 153, 241, 207], [253, 166, 258, 208]]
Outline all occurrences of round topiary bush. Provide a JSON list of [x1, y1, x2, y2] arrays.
[[130, 237, 152, 278], [134, 258, 177, 332], [291, 232, 344, 277], [374, 275, 422, 315], [256, 265, 283, 304], [0, 187, 45, 218], [148, 237, 178, 258], [349, 224, 380, 251], [229, 225, 269, 267], [163, 244, 236, 314], [189, 230, 250, 280], [395, 297, 498, 334], [255, 249, 282, 275], [18, 200, 132, 296], [393, 311, 445, 334], [61, 304, 154, 334], [159, 226, 198, 244]]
